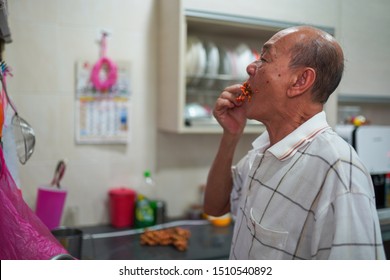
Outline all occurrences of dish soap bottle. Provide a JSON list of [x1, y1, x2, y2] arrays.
[[134, 170, 156, 228], [134, 194, 155, 228]]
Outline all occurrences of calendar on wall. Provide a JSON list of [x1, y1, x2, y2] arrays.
[[75, 60, 131, 144]]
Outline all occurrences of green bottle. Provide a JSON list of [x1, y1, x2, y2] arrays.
[[134, 194, 155, 228], [134, 170, 157, 228]]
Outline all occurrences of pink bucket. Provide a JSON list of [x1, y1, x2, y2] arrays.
[[35, 186, 67, 230]]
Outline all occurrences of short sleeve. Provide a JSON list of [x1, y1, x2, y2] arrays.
[[230, 154, 250, 219]]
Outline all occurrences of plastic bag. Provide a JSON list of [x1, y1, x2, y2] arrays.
[[0, 147, 68, 259]]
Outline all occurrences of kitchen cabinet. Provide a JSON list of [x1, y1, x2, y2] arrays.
[[157, 0, 336, 133]]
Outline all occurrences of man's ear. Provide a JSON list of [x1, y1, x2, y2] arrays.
[[287, 68, 316, 98]]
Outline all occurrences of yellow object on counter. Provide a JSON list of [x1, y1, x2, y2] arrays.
[[204, 213, 232, 227]]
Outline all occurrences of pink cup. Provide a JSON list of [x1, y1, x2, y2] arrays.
[[35, 186, 67, 230]]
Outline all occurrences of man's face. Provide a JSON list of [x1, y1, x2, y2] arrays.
[[245, 29, 298, 121]]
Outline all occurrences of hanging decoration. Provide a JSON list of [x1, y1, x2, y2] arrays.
[[90, 32, 118, 92], [75, 31, 131, 144]]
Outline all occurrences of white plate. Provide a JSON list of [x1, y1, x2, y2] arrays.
[[186, 36, 199, 78], [205, 42, 220, 77], [228, 49, 238, 78], [235, 43, 253, 79], [186, 36, 206, 85], [186, 36, 202, 82], [203, 41, 220, 88], [218, 46, 232, 76], [195, 40, 206, 78]]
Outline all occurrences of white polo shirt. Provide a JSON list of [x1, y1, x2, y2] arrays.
[[230, 111, 385, 259]]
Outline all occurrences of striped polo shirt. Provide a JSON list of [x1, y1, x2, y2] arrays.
[[230, 111, 385, 259]]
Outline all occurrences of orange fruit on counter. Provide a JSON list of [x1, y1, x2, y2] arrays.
[[204, 213, 232, 227]]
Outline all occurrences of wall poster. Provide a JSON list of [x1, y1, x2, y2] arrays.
[[75, 60, 131, 144]]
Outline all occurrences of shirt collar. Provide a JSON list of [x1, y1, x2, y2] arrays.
[[252, 111, 331, 161]]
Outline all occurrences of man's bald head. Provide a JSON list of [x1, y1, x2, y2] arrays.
[[274, 26, 345, 103]]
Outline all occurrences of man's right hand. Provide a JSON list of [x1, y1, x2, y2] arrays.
[[213, 84, 247, 136]]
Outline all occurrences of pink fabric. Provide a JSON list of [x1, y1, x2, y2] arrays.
[[0, 147, 68, 259]]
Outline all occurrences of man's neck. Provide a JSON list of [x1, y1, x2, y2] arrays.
[[263, 105, 323, 146]]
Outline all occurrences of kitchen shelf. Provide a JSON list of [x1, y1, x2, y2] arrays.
[[157, 0, 334, 134], [157, 1, 274, 134], [338, 94, 390, 104]]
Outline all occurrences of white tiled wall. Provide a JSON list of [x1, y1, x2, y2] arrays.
[[6, 0, 161, 226], [6, 0, 234, 226]]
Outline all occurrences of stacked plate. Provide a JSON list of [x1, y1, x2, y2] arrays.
[[218, 46, 232, 77], [235, 43, 255, 79], [186, 36, 206, 85], [203, 41, 220, 87], [186, 37, 260, 83]]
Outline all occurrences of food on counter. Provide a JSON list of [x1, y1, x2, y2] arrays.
[[236, 81, 253, 102], [140, 227, 191, 251]]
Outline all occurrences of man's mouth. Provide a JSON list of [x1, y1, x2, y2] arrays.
[[236, 81, 253, 102]]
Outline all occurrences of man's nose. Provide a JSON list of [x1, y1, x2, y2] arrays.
[[246, 62, 257, 76]]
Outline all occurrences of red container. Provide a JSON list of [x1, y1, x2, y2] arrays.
[[109, 188, 136, 228]]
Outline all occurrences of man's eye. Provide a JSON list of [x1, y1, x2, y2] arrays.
[[258, 53, 267, 62]]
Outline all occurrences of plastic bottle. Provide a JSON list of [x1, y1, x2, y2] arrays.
[[142, 170, 157, 200], [385, 173, 390, 208], [134, 194, 155, 228], [134, 170, 156, 228]]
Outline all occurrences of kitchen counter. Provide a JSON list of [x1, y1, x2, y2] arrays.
[[77, 213, 390, 260], [79, 220, 233, 260]]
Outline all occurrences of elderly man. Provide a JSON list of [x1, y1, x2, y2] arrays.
[[204, 26, 385, 260]]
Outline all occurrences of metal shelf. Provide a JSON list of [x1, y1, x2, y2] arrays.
[[338, 94, 390, 104], [185, 9, 335, 35]]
